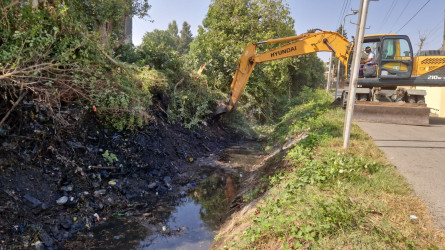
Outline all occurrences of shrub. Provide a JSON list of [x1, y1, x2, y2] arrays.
[[166, 74, 223, 129]]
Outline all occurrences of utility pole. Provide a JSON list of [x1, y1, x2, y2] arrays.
[[343, 0, 373, 148], [326, 53, 333, 92], [336, 10, 359, 99], [442, 0, 445, 50]]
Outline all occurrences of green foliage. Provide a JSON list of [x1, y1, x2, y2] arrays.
[[135, 20, 194, 70], [178, 22, 194, 55], [272, 88, 333, 142], [94, 88, 149, 131], [67, 0, 151, 47], [166, 75, 223, 129], [187, 0, 326, 122], [114, 43, 139, 63], [102, 150, 119, 166], [229, 93, 431, 249], [242, 188, 261, 202], [136, 28, 182, 70], [0, 1, 152, 131], [136, 66, 169, 94]]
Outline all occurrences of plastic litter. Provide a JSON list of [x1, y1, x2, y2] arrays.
[[410, 215, 418, 220], [94, 189, 106, 196], [94, 213, 101, 222], [32, 241, 43, 247], [60, 185, 73, 192], [162, 226, 167, 231], [56, 196, 68, 205]]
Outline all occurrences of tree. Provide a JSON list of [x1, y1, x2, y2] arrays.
[[188, 0, 325, 121], [167, 20, 179, 37], [331, 25, 349, 84], [178, 21, 193, 55], [67, 0, 151, 48], [167, 20, 180, 50], [136, 28, 181, 71], [0, 0, 153, 130]]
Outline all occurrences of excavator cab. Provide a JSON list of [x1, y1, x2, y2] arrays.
[[350, 35, 414, 81], [379, 35, 413, 79]]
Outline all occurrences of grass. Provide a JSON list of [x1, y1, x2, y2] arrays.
[[215, 90, 445, 249]]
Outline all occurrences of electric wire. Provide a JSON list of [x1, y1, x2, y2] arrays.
[[346, 0, 351, 13], [396, 0, 431, 33], [389, 0, 412, 33], [425, 19, 443, 39], [378, 0, 398, 32], [336, 0, 348, 29], [411, 19, 442, 52]]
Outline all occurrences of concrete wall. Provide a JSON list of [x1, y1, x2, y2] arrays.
[[124, 16, 132, 45], [417, 87, 445, 117]]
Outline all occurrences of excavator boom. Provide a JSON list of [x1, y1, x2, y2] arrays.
[[216, 30, 351, 114]]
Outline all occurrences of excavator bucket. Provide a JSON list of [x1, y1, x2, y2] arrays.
[[352, 102, 430, 125], [215, 99, 231, 115]]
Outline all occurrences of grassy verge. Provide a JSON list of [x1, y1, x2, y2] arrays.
[[217, 90, 445, 249]]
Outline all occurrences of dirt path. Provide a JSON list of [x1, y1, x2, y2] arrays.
[[356, 117, 445, 229]]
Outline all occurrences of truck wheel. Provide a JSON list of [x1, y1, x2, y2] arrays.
[[417, 96, 425, 104]]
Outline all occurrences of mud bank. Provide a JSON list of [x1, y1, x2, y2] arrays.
[[0, 105, 248, 249]]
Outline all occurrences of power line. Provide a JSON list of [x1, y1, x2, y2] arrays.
[[389, 0, 412, 33], [396, 0, 431, 33], [378, 0, 398, 32], [345, 0, 352, 13], [336, 0, 348, 29], [425, 19, 443, 39]]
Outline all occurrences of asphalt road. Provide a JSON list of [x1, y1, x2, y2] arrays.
[[357, 117, 445, 229]]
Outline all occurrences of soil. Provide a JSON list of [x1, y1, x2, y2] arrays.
[[0, 101, 246, 249]]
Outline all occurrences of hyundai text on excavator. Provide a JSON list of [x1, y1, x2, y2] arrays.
[[216, 30, 445, 125]]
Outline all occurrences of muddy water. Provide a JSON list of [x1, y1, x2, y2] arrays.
[[66, 142, 265, 249]]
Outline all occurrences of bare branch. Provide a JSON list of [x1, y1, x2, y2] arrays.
[[0, 90, 28, 128], [1, 0, 20, 11]]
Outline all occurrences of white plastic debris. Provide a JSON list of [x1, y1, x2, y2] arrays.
[[56, 196, 68, 205]]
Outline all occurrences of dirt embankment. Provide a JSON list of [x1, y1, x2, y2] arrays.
[[0, 103, 240, 249]]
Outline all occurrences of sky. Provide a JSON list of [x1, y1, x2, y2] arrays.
[[133, 0, 444, 62]]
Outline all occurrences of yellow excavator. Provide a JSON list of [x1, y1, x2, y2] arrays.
[[217, 29, 445, 125]]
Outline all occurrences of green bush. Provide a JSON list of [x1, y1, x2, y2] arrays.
[[166, 74, 223, 129], [94, 88, 150, 131], [0, 3, 153, 131]]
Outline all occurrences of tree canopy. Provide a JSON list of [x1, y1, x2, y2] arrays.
[[187, 0, 326, 121]]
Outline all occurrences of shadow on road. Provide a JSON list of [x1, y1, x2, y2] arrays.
[[430, 116, 445, 125]]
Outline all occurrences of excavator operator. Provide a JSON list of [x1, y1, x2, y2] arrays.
[[362, 46, 375, 64], [360, 46, 376, 77]]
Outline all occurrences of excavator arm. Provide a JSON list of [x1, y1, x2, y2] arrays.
[[216, 30, 351, 114]]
